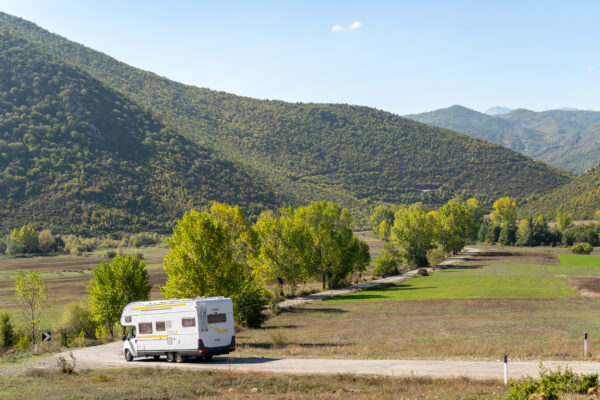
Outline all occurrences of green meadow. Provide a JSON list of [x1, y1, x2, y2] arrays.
[[558, 253, 600, 267]]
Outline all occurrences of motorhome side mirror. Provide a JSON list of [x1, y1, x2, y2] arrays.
[[121, 335, 126, 341]]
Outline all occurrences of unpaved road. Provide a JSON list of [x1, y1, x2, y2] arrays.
[[37, 341, 600, 380]]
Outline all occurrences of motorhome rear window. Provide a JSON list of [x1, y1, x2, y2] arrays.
[[156, 321, 165, 331], [139, 322, 153, 334], [207, 313, 227, 324], [182, 318, 196, 327], [124, 316, 132, 323]]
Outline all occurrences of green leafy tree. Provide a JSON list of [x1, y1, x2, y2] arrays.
[[370, 206, 395, 241], [433, 200, 473, 254], [88, 255, 151, 337], [391, 203, 436, 267], [10, 224, 38, 253], [253, 208, 315, 300], [161, 209, 267, 327], [490, 197, 518, 228], [208, 202, 258, 265], [556, 211, 572, 232], [373, 250, 399, 277], [294, 202, 370, 289], [516, 217, 534, 246], [465, 198, 485, 240], [15, 270, 48, 350], [0, 313, 15, 349], [498, 224, 517, 246]]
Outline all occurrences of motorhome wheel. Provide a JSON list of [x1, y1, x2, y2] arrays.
[[166, 352, 175, 363], [175, 353, 185, 363], [124, 349, 133, 362]]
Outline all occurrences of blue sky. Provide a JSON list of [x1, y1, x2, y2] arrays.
[[2, 0, 599, 114]]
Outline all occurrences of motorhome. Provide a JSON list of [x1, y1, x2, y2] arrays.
[[120, 297, 236, 363]]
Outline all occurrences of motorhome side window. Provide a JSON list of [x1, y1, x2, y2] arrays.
[[156, 321, 166, 331], [207, 313, 227, 324], [139, 322, 153, 334], [181, 318, 196, 327]]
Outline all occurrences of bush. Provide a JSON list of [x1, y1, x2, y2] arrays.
[[37, 230, 56, 253], [5, 237, 24, 256], [15, 334, 31, 352], [104, 250, 117, 259], [57, 301, 98, 346], [0, 313, 15, 349], [233, 282, 270, 328], [417, 268, 429, 276], [268, 330, 288, 348], [562, 224, 600, 246], [571, 242, 593, 255], [503, 364, 597, 400], [56, 351, 76, 374], [426, 246, 446, 267], [373, 251, 399, 277]]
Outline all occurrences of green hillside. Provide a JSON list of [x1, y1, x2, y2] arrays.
[[0, 13, 574, 230], [523, 164, 600, 219], [0, 32, 277, 234], [408, 105, 600, 174]]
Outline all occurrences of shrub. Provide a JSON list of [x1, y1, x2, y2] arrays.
[[503, 364, 597, 400], [373, 251, 399, 277], [5, 238, 24, 256], [426, 245, 446, 267], [58, 301, 99, 346], [571, 242, 593, 255], [15, 334, 31, 352], [417, 268, 429, 277], [0, 313, 15, 349], [268, 330, 288, 348], [56, 351, 76, 374], [233, 282, 270, 328], [104, 250, 117, 259]]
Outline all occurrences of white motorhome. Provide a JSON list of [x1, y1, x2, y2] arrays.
[[120, 297, 236, 363]]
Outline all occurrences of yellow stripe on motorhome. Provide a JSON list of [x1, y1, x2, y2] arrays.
[[137, 335, 168, 339], [130, 303, 186, 311], [216, 328, 228, 332]]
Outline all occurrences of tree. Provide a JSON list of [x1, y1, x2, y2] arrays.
[[37, 229, 56, 253], [208, 202, 258, 265], [294, 202, 370, 289], [490, 197, 518, 228], [465, 198, 484, 240], [556, 212, 572, 232], [253, 208, 315, 300], [88, 255, 151, 337], [434, 200, 471, 254], [10, 224, 38, 253], [15, 270, 48, 351], [0, 313, 15, 349], [391, 203, 436, 267], [161, 209, 267, 327], [516, 217, 534, 246], [373, 250, 399, 277], [498, 224, 517, 245], [370, 206, 395, 241]]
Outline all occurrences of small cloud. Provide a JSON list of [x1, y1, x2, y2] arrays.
[[587, 66, 594, 73], [331, 21, 361, 32]]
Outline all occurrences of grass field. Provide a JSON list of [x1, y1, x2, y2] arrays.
[[558, 254, 600, 267], [0, 247, 169, 326], [235, 247, 600, 360], [0, 368, 505, 399]]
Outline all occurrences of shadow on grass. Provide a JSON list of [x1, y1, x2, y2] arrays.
[[282, 307, 348, 314], [441, 265, 485, 271], [324, 284, 437, 301], [261, 325, 299, 330], [243, 342, 345, 350]]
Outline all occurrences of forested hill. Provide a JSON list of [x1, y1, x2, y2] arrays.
[[408, 105, 600, 174], [0, 32, 278, 234], [522, 165, 600, 219], [0, 13, 573, 228]]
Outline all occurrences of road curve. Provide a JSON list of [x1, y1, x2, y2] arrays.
[[37, 342, 600, 381]]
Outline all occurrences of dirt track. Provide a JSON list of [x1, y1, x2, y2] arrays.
[[37, 341, 600, 380]]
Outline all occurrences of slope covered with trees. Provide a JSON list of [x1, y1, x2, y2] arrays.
[[408, 105, 600, 174], [0, 12, 572, 217], [0, 32, 277, 234], [522, 164, 600, 219]]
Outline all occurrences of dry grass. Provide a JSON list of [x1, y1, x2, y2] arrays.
[[0, 367, 505, 399], [236, 297, 600, 361]]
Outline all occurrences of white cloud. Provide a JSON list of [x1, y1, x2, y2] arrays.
[[331, 21, 361, 32]]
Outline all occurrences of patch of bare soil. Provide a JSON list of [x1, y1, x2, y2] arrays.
[[462, 251, 559, 265], [562, 276, 600, 297]]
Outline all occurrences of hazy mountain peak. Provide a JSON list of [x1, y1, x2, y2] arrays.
[[485, 106, 512, 115]]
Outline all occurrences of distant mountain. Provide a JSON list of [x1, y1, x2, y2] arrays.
[[408, 105, 600, 174], [0, 12, 574, 232], [0, 32, 277, 234], [485, 106, 512, 115]]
